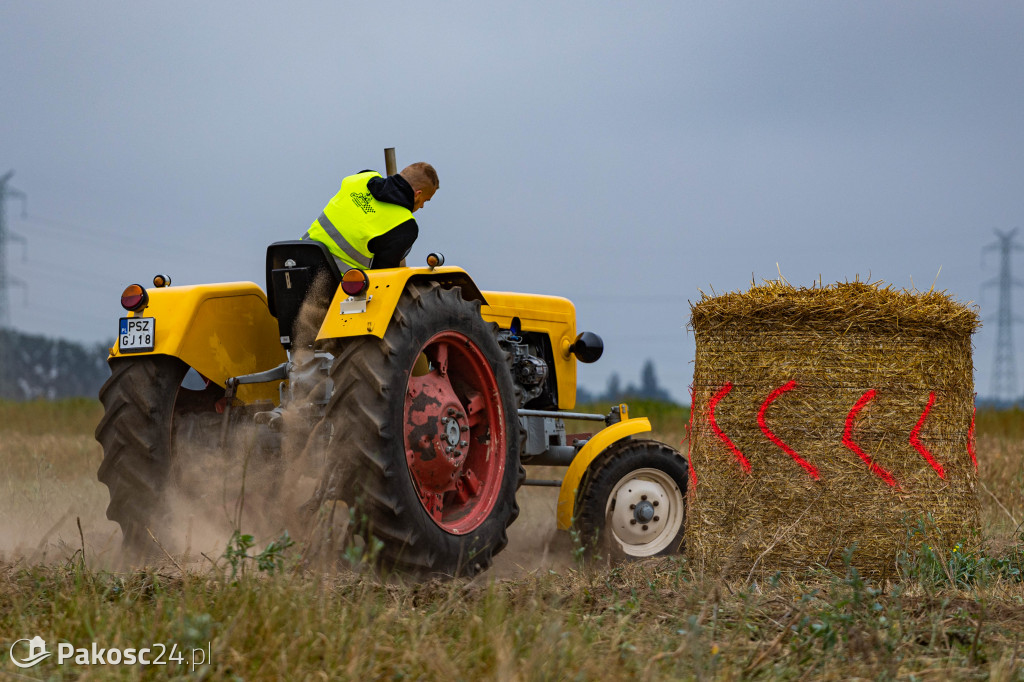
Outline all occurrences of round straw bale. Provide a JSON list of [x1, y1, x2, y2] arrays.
[[686, 280, 980, 578]]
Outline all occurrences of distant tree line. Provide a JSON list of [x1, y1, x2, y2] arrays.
[[577, 359, 676, 404], [0, 328, 111, 400], [0, 330, 677, 406]]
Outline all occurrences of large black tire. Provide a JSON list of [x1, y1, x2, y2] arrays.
[[574, 439, 688, 562], [96, 355, 259, 555], [323, 281, 523, 578], [96, 355, 191, 552]]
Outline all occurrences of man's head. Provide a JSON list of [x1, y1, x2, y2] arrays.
[[399, 162, 439, 212]]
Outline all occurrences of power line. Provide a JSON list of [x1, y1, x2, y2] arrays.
[[14, 260, 125, 289], [21, 214, 215, 259]]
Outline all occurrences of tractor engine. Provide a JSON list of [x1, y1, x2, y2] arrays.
[[499, 330, 549, 405]]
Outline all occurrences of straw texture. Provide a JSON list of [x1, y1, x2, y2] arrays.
[[687, 280, 981, 578]]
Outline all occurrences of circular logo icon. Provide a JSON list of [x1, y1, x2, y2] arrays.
[[10, 636, 52, 668]]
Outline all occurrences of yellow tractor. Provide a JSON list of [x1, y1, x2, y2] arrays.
[[96, 242, 688, 577]]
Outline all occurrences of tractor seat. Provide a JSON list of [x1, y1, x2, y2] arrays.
[[265, 240, 343, 349]]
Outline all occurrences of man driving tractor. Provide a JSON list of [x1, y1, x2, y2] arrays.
[[302, 162, 439, 270]]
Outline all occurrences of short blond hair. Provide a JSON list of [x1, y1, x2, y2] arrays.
[[399, 162, 439, 192]]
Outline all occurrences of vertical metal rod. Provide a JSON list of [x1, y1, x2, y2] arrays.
[[384, 148, 397, 176], [384, 147, 404, 266], [219, 379, 237, 449]]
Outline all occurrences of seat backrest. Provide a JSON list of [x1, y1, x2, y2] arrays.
[[265, 240, 343, 349]]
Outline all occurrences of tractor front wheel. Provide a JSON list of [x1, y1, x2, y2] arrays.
[[574, 439, 688, 562]]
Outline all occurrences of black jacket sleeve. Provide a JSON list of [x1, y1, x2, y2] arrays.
[[367, 220, 418, 268], [365, 173, 419, 268]]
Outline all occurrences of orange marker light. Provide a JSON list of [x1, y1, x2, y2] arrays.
[[341, 269, 369, 296], [120, 284, 149, 312], [152, 274, 171, 288]]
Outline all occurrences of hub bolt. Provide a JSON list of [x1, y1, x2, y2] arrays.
[[460, 440, 468, 447], [448, 408, 456, 416], [633, 499, 656, 524], [642, 524, 649, 531]]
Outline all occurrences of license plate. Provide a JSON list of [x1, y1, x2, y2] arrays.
[[119, 317, 155, 353]]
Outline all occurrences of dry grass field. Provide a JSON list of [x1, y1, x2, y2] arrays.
[[2, 399, 1024, 680]]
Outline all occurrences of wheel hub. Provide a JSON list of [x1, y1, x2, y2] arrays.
[[633, 499, 656, 524], [405, 373, 469, 492], [443, 415, 462, 447], [402, 330, 507, 535], [608, 476, 674, 547]]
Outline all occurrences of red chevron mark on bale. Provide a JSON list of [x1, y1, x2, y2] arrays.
[[757, 380, 820, 480], [909, 392, 944, 479], [708, 382, 751, 474], [686, 384, 698, 489], [843, 389, 897, 487], [968, 404, 977, 469]]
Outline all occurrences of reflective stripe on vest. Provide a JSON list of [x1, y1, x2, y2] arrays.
[[305, 171, 413, 270], [305, 212, 371, 268]]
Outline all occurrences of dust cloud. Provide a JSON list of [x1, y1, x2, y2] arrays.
[[490, 479, 576, 578], [0, 425, 578, 576], [1, 276, 578, 576]]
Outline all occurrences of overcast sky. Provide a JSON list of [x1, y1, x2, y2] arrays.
[[2, 2, 1023, 402]]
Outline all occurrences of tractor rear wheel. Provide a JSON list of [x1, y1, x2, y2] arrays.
[[96, 355, 266, 556], [96, 356, 193, 553], [574, 439, 687, 562], [323, 281, 523, 578]]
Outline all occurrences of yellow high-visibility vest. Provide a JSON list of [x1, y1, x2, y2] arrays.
[[303, 171, 413, 269]]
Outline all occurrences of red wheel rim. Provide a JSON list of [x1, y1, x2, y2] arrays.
[[403, 331, 507, 534]]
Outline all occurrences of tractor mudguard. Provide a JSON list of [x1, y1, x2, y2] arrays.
[[109, 282, 286, 403], [556, 416, 653, 530], [315, 266, 486, 340], [316, 267, 581, 410]]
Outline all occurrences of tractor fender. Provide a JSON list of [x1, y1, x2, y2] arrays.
[[555, 416, 653, 530], [108, 282, 286, 403], [315, 266, 486, 340]]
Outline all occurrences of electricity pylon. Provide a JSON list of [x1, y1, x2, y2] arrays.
[[0, 170, 28, 327], [983, 228, 1024, 403]]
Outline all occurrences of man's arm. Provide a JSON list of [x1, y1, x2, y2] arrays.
[[367, 221, 418, 269], [365, 173, 418, 267]]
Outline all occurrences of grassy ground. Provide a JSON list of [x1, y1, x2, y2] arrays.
[[2, 399, 1024, 680]]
